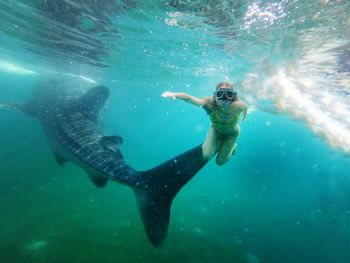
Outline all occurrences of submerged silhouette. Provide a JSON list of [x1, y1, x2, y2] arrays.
[[13, 78, 209, 247]]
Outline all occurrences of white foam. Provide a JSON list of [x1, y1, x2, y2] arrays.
[[242, 40, 350, 155]]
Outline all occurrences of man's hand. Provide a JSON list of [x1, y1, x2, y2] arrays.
[[161, 91, 177, 100], [161, 91, 205, 106]]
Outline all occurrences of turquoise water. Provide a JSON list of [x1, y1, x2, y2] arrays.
[[1, 1, 350, 262]]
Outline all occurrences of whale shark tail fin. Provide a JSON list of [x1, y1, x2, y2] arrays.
[[133, 145, 208, 248]]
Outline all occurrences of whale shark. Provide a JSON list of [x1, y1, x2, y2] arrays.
[[14, 78, 209, 248]]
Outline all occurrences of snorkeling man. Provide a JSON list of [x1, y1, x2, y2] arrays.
[[162, 81, 248, 165]]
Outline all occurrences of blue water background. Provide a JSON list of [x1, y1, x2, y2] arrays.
[[1, 1, 350, 262]]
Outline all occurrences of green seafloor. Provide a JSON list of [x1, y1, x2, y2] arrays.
[[1, 1, 350, 263]]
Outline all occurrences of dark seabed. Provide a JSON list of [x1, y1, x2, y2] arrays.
[[1, 1, 350, 263]]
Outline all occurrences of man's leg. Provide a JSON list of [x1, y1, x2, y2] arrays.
[[202, 126, 219, 161], [216, 128, 240, 166]]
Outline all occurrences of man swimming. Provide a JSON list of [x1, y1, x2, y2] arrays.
[[162, 81, 248, 165]]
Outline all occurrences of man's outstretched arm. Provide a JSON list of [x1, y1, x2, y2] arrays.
[[161, 91, 206, 106]]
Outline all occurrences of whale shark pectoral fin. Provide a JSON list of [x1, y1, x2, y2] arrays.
[[100, 136, 123, 147], [88, 172, 108, 188], [75, 86, 109, 123], [100, 136, 123, 157], [54, 154, 68, 166]]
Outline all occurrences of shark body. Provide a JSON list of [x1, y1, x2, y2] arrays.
[[22, 79, 208, 247]]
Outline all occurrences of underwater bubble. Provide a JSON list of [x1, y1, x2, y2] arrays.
[[232, 235, 243, 245], [198, 205, 209, 214], [193, 227, 204, 236], [177, 216, 187, 223], [244, 253, 260, 263], [265, 120, 272, 126], [24, 240, 48, 252]]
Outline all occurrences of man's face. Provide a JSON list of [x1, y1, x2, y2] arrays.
[[214, 88, 234, 106]]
